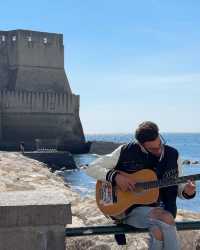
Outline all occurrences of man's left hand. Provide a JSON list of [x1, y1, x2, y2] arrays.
[[183, 180, 196, 196]]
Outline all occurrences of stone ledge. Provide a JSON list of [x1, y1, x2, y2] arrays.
[[0, 190, 71, 227]]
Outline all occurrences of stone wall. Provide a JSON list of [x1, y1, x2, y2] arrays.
[[0, 151, 76, 249], [0, 190, 72, 250], [0, 90, 84, 149], [0, 30, 71, 93], [0, 106, 2, 140], [0, 90, 79, 114], [0, 37, 9, 90]]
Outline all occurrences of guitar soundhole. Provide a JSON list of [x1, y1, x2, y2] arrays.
[[134, 186, 144, 193]]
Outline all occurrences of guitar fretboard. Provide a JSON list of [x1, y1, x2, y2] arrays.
[[136, 174, 200, 190]]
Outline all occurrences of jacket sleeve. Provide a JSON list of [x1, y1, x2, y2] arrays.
[[84, 145, 124, 181], [177, 156, 186, 199], [177, 156, 196, 199]]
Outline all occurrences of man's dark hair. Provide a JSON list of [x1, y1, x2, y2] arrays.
[[135, 121, 159, 144]]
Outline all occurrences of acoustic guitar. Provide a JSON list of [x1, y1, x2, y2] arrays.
[[96, 169, 199, 216]]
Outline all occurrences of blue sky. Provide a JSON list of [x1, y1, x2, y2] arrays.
[[1, 0, 200, 133]]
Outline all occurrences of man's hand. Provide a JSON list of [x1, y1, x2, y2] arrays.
[[115, 173, 136, 192], [183, 180, 196, 196]]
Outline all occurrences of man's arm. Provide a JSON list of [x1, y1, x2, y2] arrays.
[[84, 145, 124, 181], [85, 144, 136, 191], [177, 156, 196, 199]]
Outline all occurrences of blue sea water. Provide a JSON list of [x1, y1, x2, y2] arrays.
[[64, 133, 200, 212]]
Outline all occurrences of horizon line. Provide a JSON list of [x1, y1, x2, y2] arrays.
[[85, 131, 200, 135]]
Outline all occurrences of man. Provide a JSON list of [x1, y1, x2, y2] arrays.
[[85, 121, 196, 250], [19, 141, 25, 153]]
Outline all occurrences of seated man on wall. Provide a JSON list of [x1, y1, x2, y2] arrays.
[[85, 121, 196, 250]]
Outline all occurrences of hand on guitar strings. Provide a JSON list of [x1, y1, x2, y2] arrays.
[[115, 173, 136, 192], [183, 180, 196, 196]]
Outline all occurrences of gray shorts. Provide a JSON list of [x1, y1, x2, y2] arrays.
[[123, 206, 160, 228]]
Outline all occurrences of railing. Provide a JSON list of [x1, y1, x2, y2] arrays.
[[65, 221, 200, 237]]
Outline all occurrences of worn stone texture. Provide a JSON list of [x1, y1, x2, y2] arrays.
[[0, 190, 72, 250], [0, 226, 66, 250], [0, 30, 85, 151], [0, 190, 72, 227]]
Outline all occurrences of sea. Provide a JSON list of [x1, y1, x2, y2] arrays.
[[64, 133, 200, 213]]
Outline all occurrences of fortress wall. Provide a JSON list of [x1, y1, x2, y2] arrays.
[[0, 30, 71, 93], [14, 67, 70, 92], [1, 112, 78, 141], [0, 38, 9, 89], [16, 30, 64, 68], [0, 31, 18, 67], [0, 90, 78, 114], [0, 90, 83, 142], [0, 30, 64, 68], [0, 31, 19, 90], [0, 110, 2, 140], [0, 30, 85, 148]]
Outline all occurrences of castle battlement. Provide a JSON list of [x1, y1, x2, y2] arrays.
[[0, 30, 65, 69], [0, 29, 71, 93], [0, 30, 63, 49]]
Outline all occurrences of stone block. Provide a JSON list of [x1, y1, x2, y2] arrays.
[[0, 190, 72, 250]]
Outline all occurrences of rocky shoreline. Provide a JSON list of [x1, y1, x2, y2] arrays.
[[0, 151, 200, 249]]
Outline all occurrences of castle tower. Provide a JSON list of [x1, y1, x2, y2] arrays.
[[0, 30, 86, 152]]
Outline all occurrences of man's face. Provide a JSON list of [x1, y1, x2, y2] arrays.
[[142, 136, 163, 157]]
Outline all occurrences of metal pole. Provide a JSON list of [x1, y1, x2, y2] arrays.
[[65, 221, 200, 237]]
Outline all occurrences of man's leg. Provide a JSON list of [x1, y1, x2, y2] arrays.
[[123, 207, 163, 250], [149, 208, 180, 250], [123, 207, 180, 250]]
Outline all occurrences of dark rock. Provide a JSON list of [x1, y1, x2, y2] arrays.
[[182, 159, 200, 165], [23, 150, 76, 170], [57, 141, 91, 154], [89, 141, 123, 155], [191, 160, 199, 165], [182, 160, 191, 165]]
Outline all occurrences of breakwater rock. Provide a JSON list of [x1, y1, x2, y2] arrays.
[[89, 141, 122, 155], [23, 150, 76, 170], [0, 152, 200, 249], [0, 152, 78, 200], [182, 159, 200, 165]]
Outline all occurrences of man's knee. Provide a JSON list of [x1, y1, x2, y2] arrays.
[[161, 212, 175, 225], [150, 226, 163, 241], [149, 208, 175, 225]]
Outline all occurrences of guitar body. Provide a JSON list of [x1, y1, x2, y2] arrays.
[[96, 169, 159, 216]]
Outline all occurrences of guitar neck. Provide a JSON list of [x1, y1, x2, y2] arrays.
[[137, 173, 200, 190]]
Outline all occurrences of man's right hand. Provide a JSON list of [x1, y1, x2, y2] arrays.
[[115, 173, 136, 192]]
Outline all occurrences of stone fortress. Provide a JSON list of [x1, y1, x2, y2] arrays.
[[0, 29, 86, 152]]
